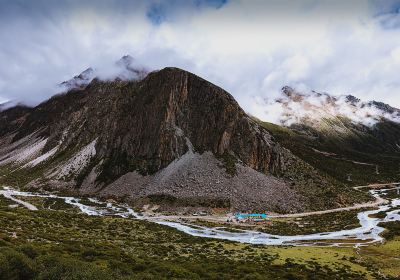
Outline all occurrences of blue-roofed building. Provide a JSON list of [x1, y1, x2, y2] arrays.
[[234, 213, 268, 221]]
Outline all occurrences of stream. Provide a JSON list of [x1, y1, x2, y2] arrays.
[[1, 187, 399, 247]]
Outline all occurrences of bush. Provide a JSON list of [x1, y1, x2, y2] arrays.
[[0, 248, 35, 280]]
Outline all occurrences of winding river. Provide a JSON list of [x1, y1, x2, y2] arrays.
[[1, 187, 399, 247]]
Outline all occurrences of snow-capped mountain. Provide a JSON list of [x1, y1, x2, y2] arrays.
[[257, 86, 400, 187], [60, 55, 149, 90], [114, 55, 149, 80], [60, 67, 95, 89], [265, 86, 400, 127]]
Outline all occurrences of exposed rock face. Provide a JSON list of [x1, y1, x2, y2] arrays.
[[47, 67, 282, 180], [0, 67, 366, 213], [0, 105, 32, 138], [131, 67, 275, 173]]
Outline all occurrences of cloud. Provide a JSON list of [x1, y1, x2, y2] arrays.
[[1, 0, 400, 126], [259, 87, 400, 127]]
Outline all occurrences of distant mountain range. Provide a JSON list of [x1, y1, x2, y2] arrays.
[[3, 58, 397, 214], [266, 86, 400, 127], [259, 86, 400, 187]]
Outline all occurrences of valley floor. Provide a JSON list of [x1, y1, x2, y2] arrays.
[[145, 192, 386, 222], [1, 185, 400, 279]]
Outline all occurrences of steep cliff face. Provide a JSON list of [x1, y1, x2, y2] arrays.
[[128, 67, 276, 173], [33, 67, 281, 179], [0, 67, 368, 213]]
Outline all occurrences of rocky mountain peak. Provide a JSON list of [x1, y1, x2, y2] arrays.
[[116, 54, 134, 67], [60, 67, 95, 90], [345, 95, 360, 105], [60, 55, 149, 90], [0, 67, 365, 213], [82, 67, 277, 177]]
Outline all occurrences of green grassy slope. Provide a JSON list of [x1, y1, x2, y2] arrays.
[[259, 119, 400, 186]]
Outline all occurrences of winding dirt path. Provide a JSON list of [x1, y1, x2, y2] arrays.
[[147, 186, 391, 223], [0, 189, 38, 210], [145, 196, 386, 223], [147, 194, 386, 224], [268, 195, 386, 218]]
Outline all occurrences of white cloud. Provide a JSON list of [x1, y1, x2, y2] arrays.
[[259, 88, 400, 127], [0, 0, 400, 125]]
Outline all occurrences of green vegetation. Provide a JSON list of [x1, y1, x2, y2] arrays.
[[379, 221, 400, 241], [369, 211, 388, 219], [381, 189, 400, 200], [218, 151, 237, 176], [358, 236, 400, 279], [0, 193, 382, 280], [15, 196, 77, 212], [259, 120, 400, 186], [249, 120, 373, 211], [189, 209, 369, 236]]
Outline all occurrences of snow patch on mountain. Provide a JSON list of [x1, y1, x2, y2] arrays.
[[261, 86, 400, 127]]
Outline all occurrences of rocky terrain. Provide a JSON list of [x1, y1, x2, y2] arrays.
[[0, 64, 367, 213]]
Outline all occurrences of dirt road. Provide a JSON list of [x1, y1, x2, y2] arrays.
[[0, 184, 392, 223], [147, 186, 390, 223], [0, 189, 38, 210], [268, 195, 386, 218]]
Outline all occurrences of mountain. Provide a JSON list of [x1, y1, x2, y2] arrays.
[[271, 86, 400, 127], [60, 67, 95, 89], [0, 67, 368, 214], [60, 55, 148, 90], [259, 86, 400, 186], [0, 100, 14, 112]]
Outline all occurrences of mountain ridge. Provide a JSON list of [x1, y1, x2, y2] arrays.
[[0, 66, 369, 213], [268, 86, 400, 127]]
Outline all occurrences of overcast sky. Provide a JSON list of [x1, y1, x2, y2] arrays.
[[1, 0, 400, 122]]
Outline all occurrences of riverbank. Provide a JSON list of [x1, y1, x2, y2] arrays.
[[1, 185, 399, 247], [2, 185, 400, 278]]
